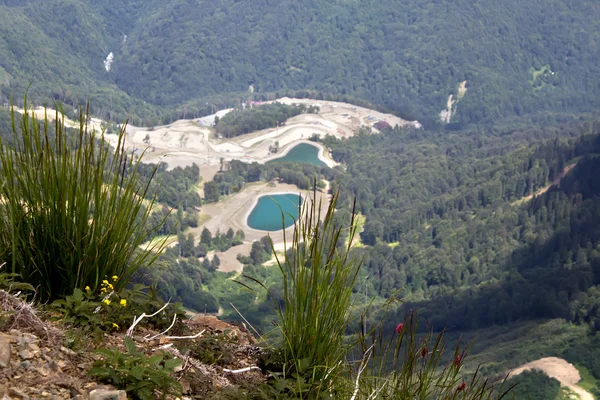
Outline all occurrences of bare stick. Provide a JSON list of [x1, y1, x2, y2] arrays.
[[145, 313, 177, 340], [126, 302, 170, 337], [350, 344, 374, 400], [153, 343, 174, 351], [222, 366, 261, 374], [165, 329, 205, 340]]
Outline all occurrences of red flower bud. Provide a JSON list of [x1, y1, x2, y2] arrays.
[[454, 355, 462, 366], [457, 381, 467, 392], [395, 323, 404, 334], [421, 347, 428, 358]]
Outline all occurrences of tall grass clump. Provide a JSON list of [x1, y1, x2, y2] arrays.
[[245, 189, 362, 397], [245, 189, 513, 399], [0, 100, 164, 302], [349, 311, 514, 400]]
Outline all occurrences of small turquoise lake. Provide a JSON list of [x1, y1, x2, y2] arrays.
[[267, 143, 327, 167], [247, 193, 302, 231]]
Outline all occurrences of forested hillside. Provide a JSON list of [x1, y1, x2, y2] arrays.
[[313, 116, 600, 333], [1, 0, 600, 127]]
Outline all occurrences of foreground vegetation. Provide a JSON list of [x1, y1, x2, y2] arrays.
[[0, 105, 519, 399]]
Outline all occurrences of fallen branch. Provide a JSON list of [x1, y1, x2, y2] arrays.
[[153, 343, 174, 351], [222, 366, 261, 374], [165, 329, 205, 340]]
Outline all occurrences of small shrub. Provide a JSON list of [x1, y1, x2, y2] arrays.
[[90, 337, 182, 400], [176, 334, 235, 366], [52, 280, 187, 338]]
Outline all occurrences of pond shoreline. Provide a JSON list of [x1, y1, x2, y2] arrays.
[[261, 140, 336, 168], [245, 192, 303, 232]]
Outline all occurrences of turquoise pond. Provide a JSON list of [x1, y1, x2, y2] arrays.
[[247, 193, 302, 231], [267, 143, 327, 167]]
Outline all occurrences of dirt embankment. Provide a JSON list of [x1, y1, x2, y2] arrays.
[[511, 163, 576, 206], [193, 181, 328, 273], [508, 357, 593, 400]]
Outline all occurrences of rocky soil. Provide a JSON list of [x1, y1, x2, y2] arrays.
[[1, 292, 266, 400]]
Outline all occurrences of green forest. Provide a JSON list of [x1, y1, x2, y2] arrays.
[[1, 0, 600, 128], [215, 102, 319, 138]]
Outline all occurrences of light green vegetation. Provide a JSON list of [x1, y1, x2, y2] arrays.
[[557, 387, 574, 400], [529, 64, 557, 91], [531, 64, 553, 83], [345, 212, 366, 248], [445, 319, 588, 376], [0, 66, 9, 86], [198, 213, 212, 226], [575, 364, 599, 394]]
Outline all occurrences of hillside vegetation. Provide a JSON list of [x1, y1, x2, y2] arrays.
[[1, 0, 600, 127], [0, 106, 518, 399]]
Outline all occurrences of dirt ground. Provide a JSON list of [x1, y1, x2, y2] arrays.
[[192, 181, 329, 273], [101, 96, 420, 171], [511, 163, 577, 206], [508, 357, 593, 400], [12, 100, 389, 272]]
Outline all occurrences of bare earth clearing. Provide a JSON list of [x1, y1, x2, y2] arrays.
[[511, 163, 576, 206], [12, 99, 414, 272], [508, 357, 593, 400], [105, 97, 419, 177], [191, 182, 328, 272]]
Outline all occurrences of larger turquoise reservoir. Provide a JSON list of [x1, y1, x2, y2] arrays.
[[247, 193, 302, 231], [267, 143, 327, 167]]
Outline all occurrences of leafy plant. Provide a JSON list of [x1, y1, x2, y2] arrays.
[[90, 336, 182, 400], [51, 288, 105, 330], [52, 281, 187, 336], [0, 263, 34, 293], [0, 100, 166, 302]]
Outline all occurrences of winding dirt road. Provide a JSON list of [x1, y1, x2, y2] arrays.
[[508, 357, 594, 400]]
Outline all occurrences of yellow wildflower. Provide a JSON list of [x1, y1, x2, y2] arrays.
[[102, 299, 111, 306], [112, 275, 118, 282], [84, 286, 90, 291], [111, 322, 119, 329], [120, 299, 127, 307], [107, 283, 114, 290], [100, 287, 107, 294]]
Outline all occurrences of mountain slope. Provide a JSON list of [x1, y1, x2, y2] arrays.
[[0, 0, 161, 123], [112, 0, 600, 125], [2, 0, 600, 126]]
